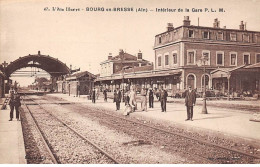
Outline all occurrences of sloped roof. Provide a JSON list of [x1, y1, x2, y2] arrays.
[[210, 65, 246, 74], [115, 65, 153, 74], [100, 51, 149, 64], [245, 62, 260, 69], [66, 71, 96, 80]]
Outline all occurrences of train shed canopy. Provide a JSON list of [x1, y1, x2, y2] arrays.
[[3, 51, 70, 77]]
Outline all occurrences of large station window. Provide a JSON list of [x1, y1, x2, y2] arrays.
[[203, 31, 209, 39], [201, 74, 210, 89], [230, 33, 237, 41], [243, 34, 250, 42], [158, 56, 162, 66], [217, 32, 224, 40], [172, 53, 177, 64], [216, 51, 224, 66], [230, 52, 237, 66], [165, 54, 169, 65], [202, 51, 210, 65], [188, 30, 194, 38], [187, 50, 195, 65], [187, 74, 196, 89], [243, 54, 250, 64], [256, 54, 260, 63]]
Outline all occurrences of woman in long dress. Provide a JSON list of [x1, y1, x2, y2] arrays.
[[129, 86, 137, 112]]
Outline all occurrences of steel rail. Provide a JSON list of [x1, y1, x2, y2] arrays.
[[96, 108, 260, 160], [21, 96, 59, 164], [24, 92, 260, 161], [24, 94, 120, 164]]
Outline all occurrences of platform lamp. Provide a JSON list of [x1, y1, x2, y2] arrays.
[[197, 54, 209, 114]]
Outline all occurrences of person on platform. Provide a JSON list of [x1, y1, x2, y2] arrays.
[[124, 89, 130, 106], [9, 88, 21, 121], [103, 88, 107, 102], [140, 86, 147, 112], [129, 86, 137, 112], [114, 87, 122, 111], [92, 88, 96, 103], [148, 88, 154, 108], [159, 86, 168, 112], [184, 86, 196, 121]]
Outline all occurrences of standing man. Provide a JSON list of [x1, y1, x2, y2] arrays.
[[160, 86, 168, 112], [140, 86, 147, 111], [92, 88, 96, 103], [148, 88, 154, 108], [9, 88, 21, 121], [185, 86, 196, 121], [103, 88, 107, 102], [114, 87, 121, 111]]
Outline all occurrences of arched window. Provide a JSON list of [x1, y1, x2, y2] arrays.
[[201, 74, 210, 89], [187, 74, 196, 89]]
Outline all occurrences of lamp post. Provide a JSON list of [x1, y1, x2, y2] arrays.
[[197, 55, 208, 114]]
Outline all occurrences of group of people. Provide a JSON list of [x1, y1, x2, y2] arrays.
[[112, 86, 169, 115], [90, 85, 197, 121]]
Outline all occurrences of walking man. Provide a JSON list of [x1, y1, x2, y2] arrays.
[[148, 88, 154, 108], [140, 86, 147, 111], [9, 88, 21, 121], [92, 88, 96, 103], [185, 86, 196, 121], [159, 86, 168, 112], [103, 88, 107, 102], [114, 87, 121, 110]]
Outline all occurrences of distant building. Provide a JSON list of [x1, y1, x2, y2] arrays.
[[96, 50, 153, 92], [57, 71, 95, 96]]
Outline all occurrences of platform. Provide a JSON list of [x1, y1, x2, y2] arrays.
[[0, 101, 26, 164], [47, 93, 260, 145]]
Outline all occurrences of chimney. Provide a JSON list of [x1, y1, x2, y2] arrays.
[[38, 51, 41, 55], [183, 16, 190, 26], [108, 53, 112, 60], [239, 21, 245, 30], [137, 50, 142, 60], [223, 26, 226, 29], [167, 23, 174, 31], [119, 49, 124, 60], [213, 18, 220, 28]]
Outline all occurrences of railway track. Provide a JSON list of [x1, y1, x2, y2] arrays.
[[22, 94, 260, 163], [22, 95, 120, 164], [37, 95, 260, 164]]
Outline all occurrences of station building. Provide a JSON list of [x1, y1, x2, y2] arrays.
[[95, 16, 260, 97], [153, 16, 260, 95]]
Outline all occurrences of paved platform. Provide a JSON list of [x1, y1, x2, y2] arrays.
[[0, 101, 26, 164], [48, 93, 260, 144]]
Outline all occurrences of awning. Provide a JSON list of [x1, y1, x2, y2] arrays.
[[96, 70, 181, 82]]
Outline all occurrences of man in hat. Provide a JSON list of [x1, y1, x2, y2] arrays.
[[184, 86, 196, 121], [91, 88, 96, 103], [9, 88, 21, 121], [148, 88, 154, 108], [114, 87, 122, 110], [159, 86, 168, 112], [140, 85, 147, 111]]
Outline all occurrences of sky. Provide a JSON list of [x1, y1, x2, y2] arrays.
[[1, 0, 260, 86]]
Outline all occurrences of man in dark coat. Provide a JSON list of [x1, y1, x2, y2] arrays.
[[103, 89, 107, 102], [92, 88, 96, 103], [148, 88, 154, 108], [159, 86, 168, 112], [114, 88, 122, 110], [185, 86, 196, 121], [9, 88, 21, 121]]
